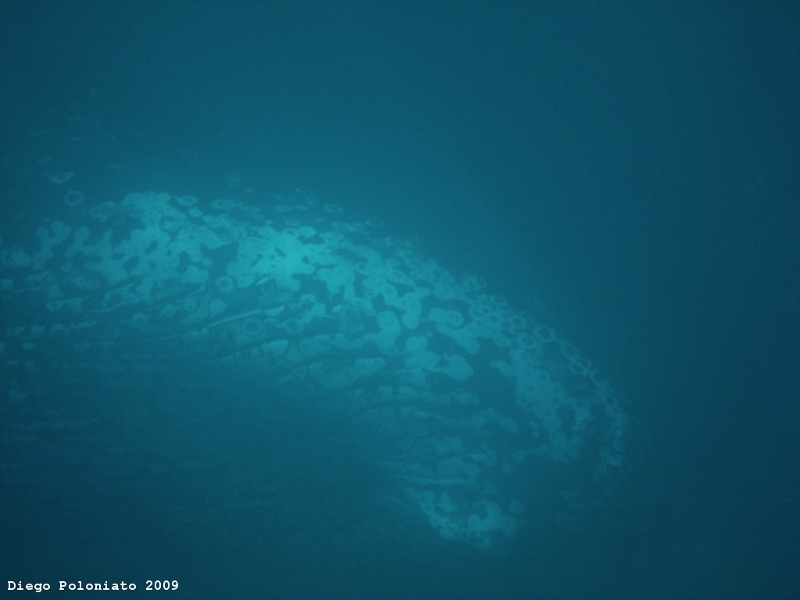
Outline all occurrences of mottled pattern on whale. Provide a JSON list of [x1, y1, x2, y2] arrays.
[[2, 172, 629, 551]]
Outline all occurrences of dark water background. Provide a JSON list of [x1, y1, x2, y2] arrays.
[[1, 1, 798, 598]]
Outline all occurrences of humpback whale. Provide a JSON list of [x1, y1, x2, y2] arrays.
[[1, 125, 630, 553]]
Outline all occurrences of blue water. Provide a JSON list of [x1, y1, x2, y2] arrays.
[[1, 2, 798, 598]]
